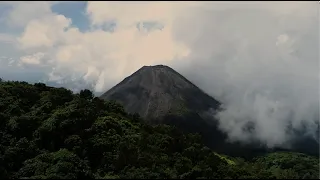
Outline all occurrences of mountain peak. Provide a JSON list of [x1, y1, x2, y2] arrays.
[[100, 65, 220, 121], [142, 64, 170, 69], [138, 64, 176, 74]]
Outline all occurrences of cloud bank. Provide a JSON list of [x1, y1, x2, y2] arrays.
[[0, 1, 318, 148]]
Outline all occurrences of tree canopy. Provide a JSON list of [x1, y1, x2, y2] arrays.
[[0, 80, 318, 179]]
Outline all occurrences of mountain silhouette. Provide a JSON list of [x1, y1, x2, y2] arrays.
[[101, 65, 220, 121]]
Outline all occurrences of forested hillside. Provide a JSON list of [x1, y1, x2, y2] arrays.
[[0, 80, 318, 179]]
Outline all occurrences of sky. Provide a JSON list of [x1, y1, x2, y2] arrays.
[[0, 1, 319, 148]]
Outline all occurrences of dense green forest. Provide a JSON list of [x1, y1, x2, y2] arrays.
[[0, 80, 319, 179]]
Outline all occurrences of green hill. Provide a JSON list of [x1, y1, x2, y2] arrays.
[[0, 80, 318, 179]]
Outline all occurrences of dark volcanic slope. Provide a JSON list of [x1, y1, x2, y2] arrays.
[[100, 65, 234, 155], [100, 65, 220, 121]]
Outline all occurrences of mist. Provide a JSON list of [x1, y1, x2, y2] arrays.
[[169, 2, 319, 148]]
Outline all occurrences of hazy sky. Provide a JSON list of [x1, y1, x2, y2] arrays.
[[0, 1, 318, 147]]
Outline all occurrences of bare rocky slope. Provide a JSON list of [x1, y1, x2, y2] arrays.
[[100, 65, 220, 121]]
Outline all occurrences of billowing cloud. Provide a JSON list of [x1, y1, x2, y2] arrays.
[[168, 1, 319, 148], [0, 1, 318, 148], [19, 52, 44, 65]]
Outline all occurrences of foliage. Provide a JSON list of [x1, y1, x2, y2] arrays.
[[0, 81, 318, 179]]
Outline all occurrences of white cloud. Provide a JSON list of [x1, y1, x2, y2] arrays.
[[0, 1, 318, 148], [18, 15, 72, 49], [19, 52, 44, 65], [14, 2, 191, 92]]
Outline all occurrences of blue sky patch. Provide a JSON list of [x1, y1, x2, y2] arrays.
[[51, 1, 90, 32]]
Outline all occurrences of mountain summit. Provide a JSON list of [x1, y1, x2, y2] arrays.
[[100, 65, 220, 122]]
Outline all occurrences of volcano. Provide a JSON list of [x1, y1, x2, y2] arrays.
[[100, 65, 232, 151], [101, 65, 220, 121]]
